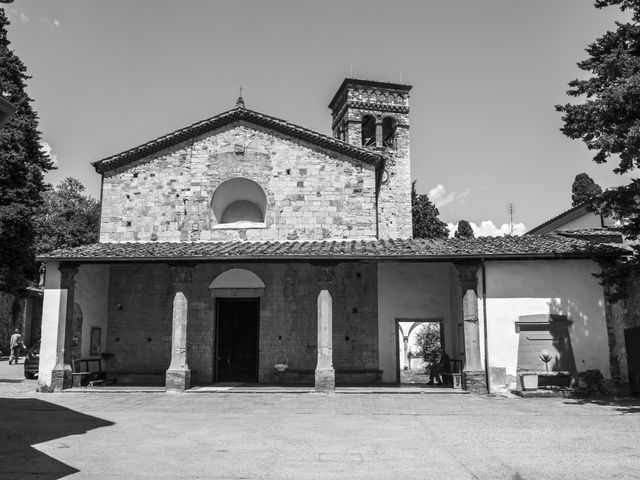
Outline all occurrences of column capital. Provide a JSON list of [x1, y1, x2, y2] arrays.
[[454, 262, 480, 294], [312, 262, 337, 286], [168, 264, 194, 284]]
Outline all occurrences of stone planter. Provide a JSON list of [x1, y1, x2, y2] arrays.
[[520, 372, 539, 391]]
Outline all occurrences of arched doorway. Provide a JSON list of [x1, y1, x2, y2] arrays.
[[396, 319, 444, 385], [209, 269, 265, 383]]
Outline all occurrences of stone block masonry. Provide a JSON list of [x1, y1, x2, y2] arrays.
[[100, 125, 379, 242], [105, 261, 379, 386], [329, 81, 413, 240]]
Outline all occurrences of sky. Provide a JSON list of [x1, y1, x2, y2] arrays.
[[3, 0, 634, 235]]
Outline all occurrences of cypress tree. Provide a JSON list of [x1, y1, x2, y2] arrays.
[[454, 220, 475, 239], [571, 173, 602, 207], [0, 8, 54, 294], [411, 181, 449, 239]]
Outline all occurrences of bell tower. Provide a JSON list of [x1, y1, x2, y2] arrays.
[[328, 79, 413, 239]]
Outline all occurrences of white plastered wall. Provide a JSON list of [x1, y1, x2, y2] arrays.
[[76, 264, 110, 358], [377, 262, 460, 383], [479, 259, 610, 384], [39, 261, 63, 387], [38, 262, 111, 388]]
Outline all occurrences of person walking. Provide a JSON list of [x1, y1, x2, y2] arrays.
[[8, 328, 25, 365]]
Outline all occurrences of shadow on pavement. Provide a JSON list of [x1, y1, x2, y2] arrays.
[[0, 397, 114, 480], [564, 397, 640, 414]]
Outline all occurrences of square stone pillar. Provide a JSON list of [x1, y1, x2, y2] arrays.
[[49, 263, 78, 391], [166, 265, 193, 392], [455, 263, 487, 394], [315, 289, 335, 393]]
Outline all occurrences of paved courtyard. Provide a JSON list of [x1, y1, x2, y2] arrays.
[[1, 358, 639, 480]]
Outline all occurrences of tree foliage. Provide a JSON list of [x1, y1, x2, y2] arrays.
[[33, 178, 100, 254], [411, 181, 449, 239], [556, 0, 640, 299], [0, 8, 54, 294], [414, 323, 442, 366], [454, 219, 475, 238], [571, 173, 603, 206]]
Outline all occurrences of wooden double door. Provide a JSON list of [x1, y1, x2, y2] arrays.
[[215, 298, 259, 383]]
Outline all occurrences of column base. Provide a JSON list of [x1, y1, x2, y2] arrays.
[[47, 367, 72, 392], [315, 368, 335, 393], [166, 369, 191, 391], [462, 370, 487, 394]]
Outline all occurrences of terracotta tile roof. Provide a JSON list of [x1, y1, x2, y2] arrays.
[[38, 236, 624, 262], [526, 201, 593, 234], [554, 228, 619, 237], [92, 106, 384, 174], [554, 228, 625, 245]]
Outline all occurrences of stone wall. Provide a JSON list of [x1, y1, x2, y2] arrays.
[[100, 125, 378, 243], [607, 269, 640, 390], [105, 264, 172, 384], [330, 83, 413, 239], [377, 123, 412, 239], [104, 261, 378, 385]]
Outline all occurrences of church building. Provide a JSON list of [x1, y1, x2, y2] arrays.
[[37, 79, 622, 393]]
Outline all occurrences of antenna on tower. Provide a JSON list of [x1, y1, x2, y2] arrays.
[[508, 203, 514, 236], [350, 64, 353, 77], [400, 69, 403, 83]]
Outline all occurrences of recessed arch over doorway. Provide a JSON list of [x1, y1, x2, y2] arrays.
[[209, 268, 264, 383]]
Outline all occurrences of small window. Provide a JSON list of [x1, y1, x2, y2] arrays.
[[382, 117, 398, 148], [361, 114, 376, 147]]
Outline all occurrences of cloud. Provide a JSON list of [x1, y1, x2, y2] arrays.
[[7, 9, 29, 23], [40, 17, 61, 29], [428, 184, 471, 209], [447, 220, 528, 238], [40, 140, 59, 168]]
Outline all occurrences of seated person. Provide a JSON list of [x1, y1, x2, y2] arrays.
[[426, 350, 450, 385]]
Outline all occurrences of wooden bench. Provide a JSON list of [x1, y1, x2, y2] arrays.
[[72, 358, 107, 387]]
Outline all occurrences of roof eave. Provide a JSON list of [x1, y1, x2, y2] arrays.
[[92, 107, 384, 174], [328, 78, 413, 109], [37, 251, 621, 263]]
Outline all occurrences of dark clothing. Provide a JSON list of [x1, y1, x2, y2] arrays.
[[428, 353, 451, 384]]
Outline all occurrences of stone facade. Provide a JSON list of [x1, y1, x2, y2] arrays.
[[329, 80, 413, 239], [104, 261, 379, 385], [100, 126, 378, 243]]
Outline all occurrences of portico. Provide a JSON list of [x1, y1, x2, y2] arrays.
[[36, 236, 617, 394]]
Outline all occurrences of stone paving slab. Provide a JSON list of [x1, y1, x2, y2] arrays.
[[2, 359, 640, 479]]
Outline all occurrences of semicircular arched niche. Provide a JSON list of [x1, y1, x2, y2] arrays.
[[209, 268, 265, 297], [211, 178, 267, 226]]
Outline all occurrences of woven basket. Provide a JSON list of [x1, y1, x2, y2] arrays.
[[273, 352, 288, 372]]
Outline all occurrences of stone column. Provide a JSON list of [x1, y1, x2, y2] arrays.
[[166, 265, 193, 392], [403, 335, 410, 370], [314, 264, 335, 392], [375, 116, 383, 147], [456, 263, 487, 394], [50, 263, 79, 391], [315, 289, 335, 392]]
